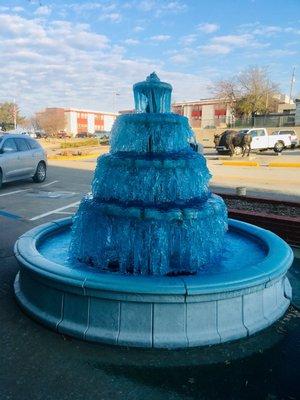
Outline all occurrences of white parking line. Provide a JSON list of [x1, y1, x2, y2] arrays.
[[30, 201, 80, 221], [40, 180, 59, 188], [0, 189, 29, 197]]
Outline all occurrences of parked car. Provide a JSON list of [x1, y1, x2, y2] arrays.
[[216, 128, 294, 154], [94, 130, 110, 140], [270, 130, 299, 149], [6, 128, 37, 139], [0, 134, 47, 188], [35, 130, 48, 139], [76, 132, 88, 138], [57, 131, 71, 139]]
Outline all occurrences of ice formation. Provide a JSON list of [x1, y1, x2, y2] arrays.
[[69, 72, 228, 275]]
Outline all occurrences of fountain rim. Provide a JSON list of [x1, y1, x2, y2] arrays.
[[14, 217, 293, 296]]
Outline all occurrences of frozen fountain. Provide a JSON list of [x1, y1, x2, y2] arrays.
[[14, 73, 293, 348]]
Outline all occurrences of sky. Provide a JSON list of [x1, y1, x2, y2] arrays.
[[0, 0, 300, 116]]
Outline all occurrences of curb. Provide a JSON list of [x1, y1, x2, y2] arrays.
[[222, 161, 259, 167], [268, 162, 300, 168], [48, 153, 101, 161]]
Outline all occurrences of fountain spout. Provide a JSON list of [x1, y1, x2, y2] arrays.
[[133, 72, 172, 113]]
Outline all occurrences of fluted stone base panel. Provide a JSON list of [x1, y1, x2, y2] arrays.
[[13, 217, 293, 349], [14, 270, 291, 348]]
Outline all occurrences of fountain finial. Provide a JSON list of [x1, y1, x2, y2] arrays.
[[133, 72, 172, 113]]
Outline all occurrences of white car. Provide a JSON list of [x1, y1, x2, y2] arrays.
[[6, 128, 37, 139]]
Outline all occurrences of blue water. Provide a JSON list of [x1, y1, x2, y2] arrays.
[[39, 228, 266, 276]]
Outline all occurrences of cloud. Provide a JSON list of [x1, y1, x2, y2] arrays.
[[133, 26, 144, 32], [99, 12, 122, 23], [239, 23, 300, 36], [197, 23, 219, 34], [12, 7, 24, 13], [138, 0, 187, 16], [268, 49, 297, 57], [124, 38, 140, 45], [150, 35, 171, 42], [0, 12, 209, 115], [211, 34, 252, 46], [34, 6, 52, 16], [200, 44, 231, 55], [180, 34, 197, 46], [200, 33, 269, 55]]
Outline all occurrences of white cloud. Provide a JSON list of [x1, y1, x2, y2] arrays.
[[200, 33, 269, 55], [180, 34, 197, 46], [34, 6, 52, 16], [197, 23, 219, 34], [138, 0, 187, 16], [124, 38, 140, 45], [0, 12, 210, 115], [162, 1, 187, 12], [253, 25, 282, 35], [133, 26, 144, 32], [12, 7, 24, 13], [268, 49, 297, 57], [99, 12, 122, 23], [239, 23, 300, 36], [211, 34, 251, 46], [150, 35, 171, 42], [200, 44, 231, 55]]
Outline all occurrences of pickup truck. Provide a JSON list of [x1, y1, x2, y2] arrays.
[[241, 128, 293, 153], [216, 128, 293, 154]]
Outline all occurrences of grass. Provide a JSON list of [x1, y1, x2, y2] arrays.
[[60, 138, 99, 148]]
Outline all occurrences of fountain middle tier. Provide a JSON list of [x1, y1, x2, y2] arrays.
[[70, 194, 227, 275], [92, 151, 211, 203], [110, 113, 194, 153]]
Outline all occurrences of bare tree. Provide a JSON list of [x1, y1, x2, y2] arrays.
[[36, 108, 66, 136], [210, 66, 279, 117]]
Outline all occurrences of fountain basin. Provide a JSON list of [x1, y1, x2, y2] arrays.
[[14, 217, 293, 348]]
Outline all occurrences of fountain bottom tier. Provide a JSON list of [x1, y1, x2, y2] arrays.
[[69, 194, 227, 275], [14, 218, 293, 349]]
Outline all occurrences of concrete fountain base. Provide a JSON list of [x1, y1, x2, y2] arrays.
[[14, 218, 293, 348]]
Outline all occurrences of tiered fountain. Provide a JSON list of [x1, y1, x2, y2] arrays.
[[14, 73, 293, 348]]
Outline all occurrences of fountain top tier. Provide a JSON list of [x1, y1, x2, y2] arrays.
[[133, 72, 172, 114]]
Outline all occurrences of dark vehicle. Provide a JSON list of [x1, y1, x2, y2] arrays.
[[35, 131, 47, 139], [215, 130, 241, 155], [76, 132, 88, 138], [94, 130, 110, 139], [57, 131, 71, 139]]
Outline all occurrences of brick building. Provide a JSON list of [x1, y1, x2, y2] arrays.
[[172, 99, 233, 129], [37, 107, 118, 137]]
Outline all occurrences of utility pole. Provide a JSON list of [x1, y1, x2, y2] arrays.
[[112, 91, 120, 113], [289, 66, 296, 103], [13, 98, 17, 129]]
